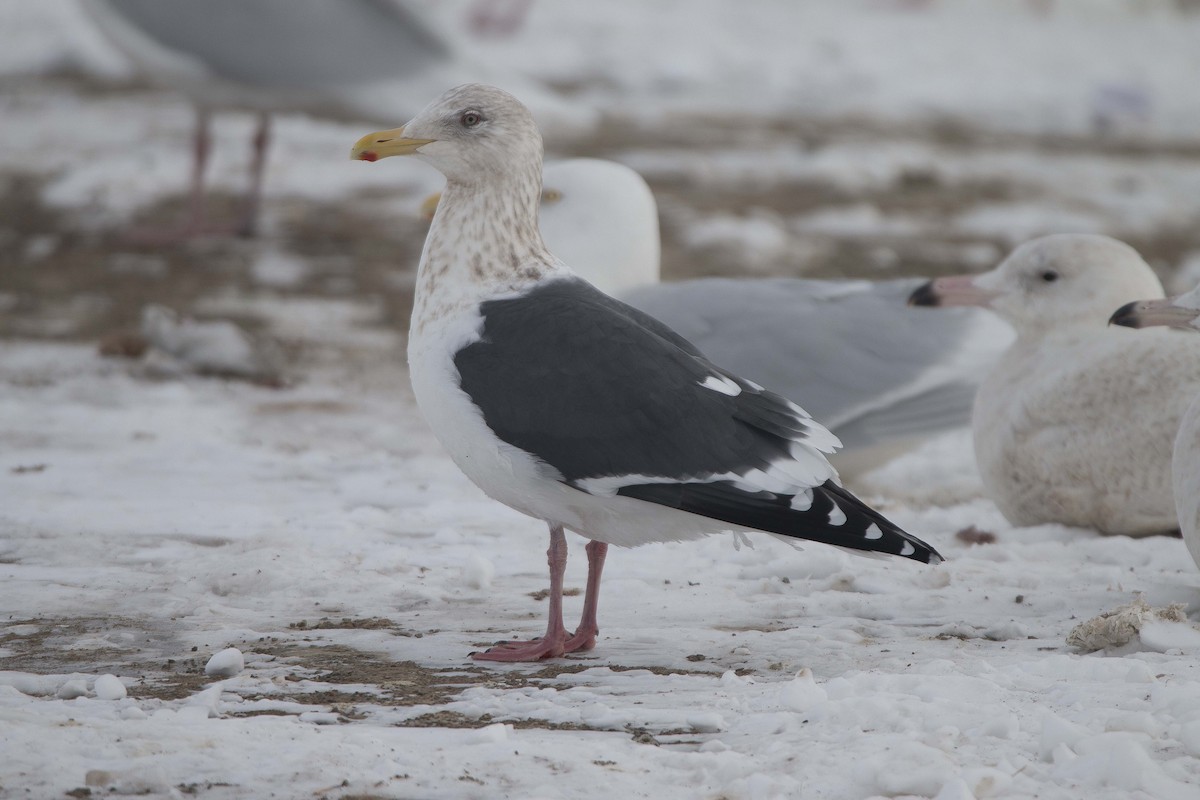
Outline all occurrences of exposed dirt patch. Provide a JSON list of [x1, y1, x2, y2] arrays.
[[955, 526, 998, 546], [288, 616, 417, 633], [0, 616, 187, 677], [399, 710, 597, 731], [528, 587, 582, 601], [250, 643, 467, 706], [0, 172, 424, 343]]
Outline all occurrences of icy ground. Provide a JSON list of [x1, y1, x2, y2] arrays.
[[4, 1, 1200, 798]]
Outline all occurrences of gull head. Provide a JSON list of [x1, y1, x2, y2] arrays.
[[910, 234, 1163, 334], [351, 83, 542, 184], [1110, 282, 1200, 332]]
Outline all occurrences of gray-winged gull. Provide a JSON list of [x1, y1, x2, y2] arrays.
[[911, 233, 1200, 536], [1109, 286, 1200, 569], [428, 157, 1014, 477], [80, 1, 578, 239], [352, 84, 942, 661], [82, 0, 454, 238]]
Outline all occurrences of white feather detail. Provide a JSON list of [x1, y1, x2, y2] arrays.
[[574, 446, 836, 500], [700, 375, 742, 396]]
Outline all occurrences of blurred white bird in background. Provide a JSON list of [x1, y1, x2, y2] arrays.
[[912, 234, 1200, 536]]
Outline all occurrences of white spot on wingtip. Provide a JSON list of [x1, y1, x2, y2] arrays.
[[827, 503, 846, 526], [900, 541, 915, 556], [790, 489, 814, 511], [700, 375, 741, 396], [864, 524, 883, 540]]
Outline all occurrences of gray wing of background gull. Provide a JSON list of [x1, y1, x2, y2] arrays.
[[622, 276, 1013, 471], [78, 0, 468, 238], [95, 0, 449, 90]]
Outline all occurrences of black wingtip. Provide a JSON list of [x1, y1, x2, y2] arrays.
[[617, 480, 944, 565], [1108, 300, 1139, 328], [907, 280, 940, 307], [819, 482, 943, 564]]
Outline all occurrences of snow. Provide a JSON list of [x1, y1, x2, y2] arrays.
[[4, 0, 1200, 798], [204, 648, 245, 679], [93, 673, 128, 701], [6, 337, 1200, 797]]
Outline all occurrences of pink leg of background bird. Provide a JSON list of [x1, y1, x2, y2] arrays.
[[472, 527, 608, 662], [237, 112, 271, 238], [126, 108, 271, 243]]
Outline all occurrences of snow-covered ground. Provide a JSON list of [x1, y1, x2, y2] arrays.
[[4, 1, 1200, 798]]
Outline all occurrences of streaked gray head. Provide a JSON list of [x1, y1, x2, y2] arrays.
[[400, 84, 543, 185]]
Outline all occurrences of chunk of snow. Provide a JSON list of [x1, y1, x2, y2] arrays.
[[93, 674, 127, 700], [204, 647, 245, 678], [467, 722, 511, 744], [687, 712, 725, 733], [462, 551, 495, 591], [185, 684, 224, 718], [1137, 620, 1200, 653], [1179, 721, 1200, 757], [175, 705, 212, 724], [140, 305, 284, 383], [55, 680, 88, 700], [1039, 714, 1090, 761], [872, 741, 956, 797], [779, 668, 827, 713], [934, 777, 975, 800]]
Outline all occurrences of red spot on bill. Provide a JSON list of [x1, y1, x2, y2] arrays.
[[359, 151, 379, 162]]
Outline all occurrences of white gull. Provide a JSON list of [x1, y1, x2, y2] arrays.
[[1109, 285, 1200, 569], [911, 234, 1200, 536]]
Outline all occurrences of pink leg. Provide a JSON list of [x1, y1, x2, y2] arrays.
[[466, 0, 533, 38], [473, 524, 570, 661], [124, 107, 269, 244], [236, 111, 271, 238], [123, 108, 212, 244], [563, 540, 607, 652], [186, 107, 213, 229]]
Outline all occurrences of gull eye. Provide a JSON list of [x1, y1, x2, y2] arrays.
[[460, 111, 483, 128], [1040, 270, 1059, 283]]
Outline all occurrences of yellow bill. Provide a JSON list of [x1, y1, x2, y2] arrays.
[[350, 126, 435, 162]]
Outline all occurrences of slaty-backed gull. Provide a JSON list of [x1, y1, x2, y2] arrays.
[[352, 84, 941, 661], [1109, 286, 1200, 569], [911, 234, 1200, 536]]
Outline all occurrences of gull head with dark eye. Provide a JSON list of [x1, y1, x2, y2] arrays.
[[911, 235, 1167, 334], [967, 234, 1166, 330], [351, 84, 544, 182]]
